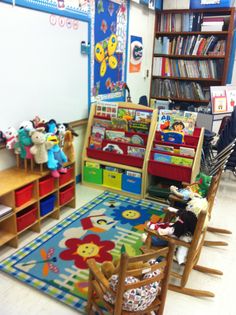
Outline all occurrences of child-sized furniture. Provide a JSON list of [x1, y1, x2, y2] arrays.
[[86, 244, 175, 315], [82, 102, 157, 199], [0, 161, 76, 248]]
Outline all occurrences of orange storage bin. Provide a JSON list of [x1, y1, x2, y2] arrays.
[[39, 176, 55, 197], [16, 205, 37, 232], [59, 185, 74, 205], [15, 184, 34, 207], [59, 167, 74, 186]]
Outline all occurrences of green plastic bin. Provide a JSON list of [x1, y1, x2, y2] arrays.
[[83, 166, 103, 185]]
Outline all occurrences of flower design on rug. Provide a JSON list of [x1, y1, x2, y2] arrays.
[[59, 234, 115, 269], [111, 205, 151, 227]]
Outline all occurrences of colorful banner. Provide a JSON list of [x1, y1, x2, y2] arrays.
[[129, 35, 143, 73]]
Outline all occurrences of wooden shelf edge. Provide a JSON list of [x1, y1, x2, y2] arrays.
[[39, 189, 57, 200], [150, 96, 209, 103], [17, 220, 40, 235], [153, 54, 225, 59], [59, 179, 75, 189], [0, 212, 14, 222], [84, 158, 144, 173], [0, 231, 16, 247], [40, 207, 59, 220], [15, 198, 38, 213]]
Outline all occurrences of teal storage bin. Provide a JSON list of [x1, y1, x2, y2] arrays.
[[122, 174, 142, 195], [190, 0, 233, 9], [83, 166, 103, 185]]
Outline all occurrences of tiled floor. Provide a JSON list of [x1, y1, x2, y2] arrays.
[[0, 172, 235, 315]]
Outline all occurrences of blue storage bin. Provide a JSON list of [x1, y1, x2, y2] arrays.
[[190, 0, 233, 9], [40, 194, 56, 216], [122, 174, 142, 195]]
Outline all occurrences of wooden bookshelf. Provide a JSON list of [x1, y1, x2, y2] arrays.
[[150, 7, 235, 105]]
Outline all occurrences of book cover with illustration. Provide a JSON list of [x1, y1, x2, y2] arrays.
[[93, 117, 113, 129], [171, 156, 193, 167], [128, 121, 150, 133], [117, 108, 136, 121], [154, 144, 175, 153], [105, 130, 126, 141], [89, 135, 103, 150], [95, 102, 118, 118], [91, 126, 106, 139], [111, 117, 128, 131], [153, 153, 172, 164], [127, 146, 145, 158], [135, 110, 152, 123]]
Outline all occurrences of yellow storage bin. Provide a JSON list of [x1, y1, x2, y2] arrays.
[[103, 170, 122, 190]]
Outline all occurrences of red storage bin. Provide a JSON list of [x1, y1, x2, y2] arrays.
[[148, 160, 192, 182], [87, 148, 144, 168], [59, 185, 75, 205], [59, 167, 74, 186], [16, 205, 37, 232], [15, 183, 34, 207], [39, 176, 55, 197]]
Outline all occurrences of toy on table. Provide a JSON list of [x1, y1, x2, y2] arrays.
[[144, 196, 209, 264], [46, 134, 68, 178], [29, 128, 55, 164]]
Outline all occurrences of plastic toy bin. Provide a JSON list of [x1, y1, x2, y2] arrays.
[[39, 176, 55, 197], [59, 167, 74, 186], [59, 185, 74, 205], [103, 170, 122, 190], [40, 194, 56, 216], [15, 183, 34, 207], [83, 166, 103, 184], [122, 174, 142, 194], [16, 205, 37, 232]]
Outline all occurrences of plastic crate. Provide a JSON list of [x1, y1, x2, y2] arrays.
[[59, 185, 75, 205], [40, 194, 56, 216], [15, 183, 34, 207], [59, 167, 74, 186], [190, 0, 233, 8], [16, 205, 37, 232], [83, 166, 103, 184], [39, 176, 55, 197], [122, 174, 142, 195], [103, 170, 122, 190]]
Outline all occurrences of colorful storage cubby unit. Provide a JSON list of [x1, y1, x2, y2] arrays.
[[122, 174, 142, 195], [59, 185, 75, 206], [16, 205, 37, 232], [39, 176, 55, 197], [59, 166, 74, 186], [103, 169, 122, 190], [83, 166, 103, 184], [40, 194, 56, 217], [15, 183, 34, 207], [148, 128, 201, 183]]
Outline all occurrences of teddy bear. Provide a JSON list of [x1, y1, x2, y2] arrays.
[[29, 128, 55, 164]]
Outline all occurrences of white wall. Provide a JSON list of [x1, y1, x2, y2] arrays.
[[126, 2, 155, 104]]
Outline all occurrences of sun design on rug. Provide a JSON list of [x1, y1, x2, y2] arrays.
[[111, 205, 151, 229], [59, 234, 115, 269]]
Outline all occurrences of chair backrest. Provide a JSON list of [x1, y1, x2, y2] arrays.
[[206, 170, 222, 217], [87, 244, 175, 315]]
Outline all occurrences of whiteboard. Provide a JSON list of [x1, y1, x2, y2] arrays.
[[0, 2, 89, 130]]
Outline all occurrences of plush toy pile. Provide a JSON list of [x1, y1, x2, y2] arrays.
[[1, 116, 78, 178], [103, 258, 161, 312]]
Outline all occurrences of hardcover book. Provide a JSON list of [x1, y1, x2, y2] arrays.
[[95, 102, 118, 118], [127, 146, 145, 158], [153, 153, 172, 163]]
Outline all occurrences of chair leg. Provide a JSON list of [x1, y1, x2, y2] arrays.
[[169, 284, 215, 298], [193, 264, 223, 276], [204, 240, 228, 247], [207, 226, 232, 234]]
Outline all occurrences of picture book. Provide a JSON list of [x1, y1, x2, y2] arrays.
[[117, 108, 136, 121], [93, 117, 113, 129], [161, 130, 185, 144], [111, 117, 128, 131], [225, 86, 236, 112], [135, 110, 152, 123], [128, 121, 150, 133], [91, 126, 105, 139], [89, 135, 103, 150], [154, 144, 175, 153], [85, 161, 100, 169], [171, 156, 193, 167], [95, 101, 118, 118], [179, 146, 195, 157], [183, 111, 198, 135], [103, 143, 124, 154], [153, 153, 172, 164], [130, 135, 145, 145], [213, 96, 227, 113], [105, 130, 125, 141], [126, 171, 142, 178], [127, 146, 145, 158]]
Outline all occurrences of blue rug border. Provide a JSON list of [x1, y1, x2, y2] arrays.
[[0, 191, 165, 312]]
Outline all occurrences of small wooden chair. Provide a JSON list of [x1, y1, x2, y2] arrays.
[[143, 209, 223, 298], [86, 244, 175, 315]]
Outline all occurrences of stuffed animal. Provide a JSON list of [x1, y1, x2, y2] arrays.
[[19, 120, 35, 131], [15, 128, 33, 159], [57, 123, 78, 147], [46, 134, 68, 178], [45, 119, 58, 134], [63, 130, 75, 162], [4, 127, 18, 150], [0, 131, 6, 145], [169, 185, 201, 201], [32, 116, 46, 129], [195, 172, 212, 197], [29, 128, 55, 164]]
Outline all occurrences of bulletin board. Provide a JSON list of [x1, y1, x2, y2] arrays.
[[0, 1, 89, 131]]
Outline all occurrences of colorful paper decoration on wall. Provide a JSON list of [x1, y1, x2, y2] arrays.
[[129, 35, 143, 73]]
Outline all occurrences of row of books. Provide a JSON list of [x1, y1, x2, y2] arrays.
[[154, 35, 225, 56], [85, 162, 142, 178], [154, 144, 195, 157], [151, 79, 209, 101], [152, 57, 223, 79], [157, 12, 229, 33], [153, 152, 193, 167]]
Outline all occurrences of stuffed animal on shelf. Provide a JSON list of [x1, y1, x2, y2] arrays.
[[15, 128, 33, 159], [169, 185, 201, 201], [32, 116, 46, 129], [63, 130, 75, 162], [57, 123, 78, 147], [29, 128, 55, 164], [46, 134, 68, 178], [4, 127, 18, 150], [45, 119, 58, 134], [19, 120, 35, 131], [0, 131, 6, 145]]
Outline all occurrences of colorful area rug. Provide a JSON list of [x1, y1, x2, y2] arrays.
[[0, 191, 165, 312]]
